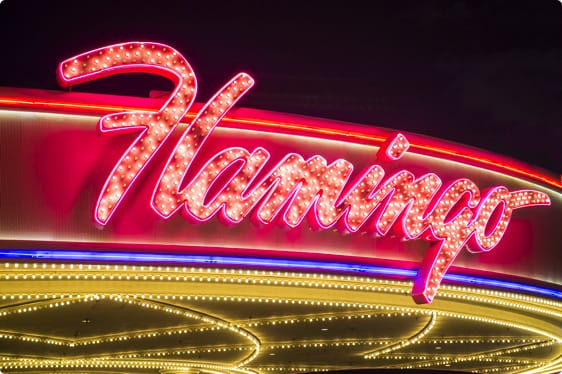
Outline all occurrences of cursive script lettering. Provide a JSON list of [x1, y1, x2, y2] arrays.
[[58, 42, 551, 303]]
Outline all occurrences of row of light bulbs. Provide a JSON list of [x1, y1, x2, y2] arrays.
[[2, 262, 559, 310], [0, 292, 557, 373], [1, 262, 560, 373], [395, 340, 557, 370], [363, 312, 436, 358]]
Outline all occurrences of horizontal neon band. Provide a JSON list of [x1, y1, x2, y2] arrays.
[[0, 249, 560, 300], [0, 96, 560, 190]]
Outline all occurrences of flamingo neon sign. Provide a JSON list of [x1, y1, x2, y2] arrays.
[[57, 42, 551, 303]]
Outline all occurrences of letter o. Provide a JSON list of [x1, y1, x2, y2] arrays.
[[469, 187, 512, 252]]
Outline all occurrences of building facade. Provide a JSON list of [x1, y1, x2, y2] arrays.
[[0, 42, 560, 374]]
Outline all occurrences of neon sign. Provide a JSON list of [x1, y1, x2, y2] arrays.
[[57, 42, 550, 303]]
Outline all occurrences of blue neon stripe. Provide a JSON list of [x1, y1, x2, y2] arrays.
[[0, 249, 560, 300]]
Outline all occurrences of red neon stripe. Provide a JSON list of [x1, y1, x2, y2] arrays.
[[0, 96, 560, 190], [410, 143, 561, 189]]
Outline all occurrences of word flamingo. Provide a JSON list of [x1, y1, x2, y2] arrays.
[[58, 42, 550, 303]]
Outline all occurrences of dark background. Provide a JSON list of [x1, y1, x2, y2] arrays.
[[0, 0, 560, 174]]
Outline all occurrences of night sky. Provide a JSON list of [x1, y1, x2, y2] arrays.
[[0, 0, 560, 174]]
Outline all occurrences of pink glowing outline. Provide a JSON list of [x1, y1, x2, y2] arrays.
[[508, 189, 551, 210], [413, 185, 550, 302], [388, 173, 443, 240], [410, 179, 482, 303], [212, 147, 271, 225], [411, 183, 481, 302], [355, 171, 414, 235], [2, 94, 560, 190], [303, 158, 355, 230], [468, 186, 511, 253], [412, 238, 475, 303], [371, 171, 439, 237], [342, 176, 481, 303], [182, 146, 269, 224], [54, 42, 552, 304], [248, 154, 354, 228], [193, 147, 260, 214], [160, 141, 537, 269], [150, 72, 255, 221], [57, 42, 196, 225], [423, 178, 481, 239], [335, 170, 441, 237], [378, 132, 410, 161], [333, 164, 385, 233], [170, 147, 356, 229]]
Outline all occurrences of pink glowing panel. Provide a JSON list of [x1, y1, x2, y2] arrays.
[[57, 43, 551, 303]]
